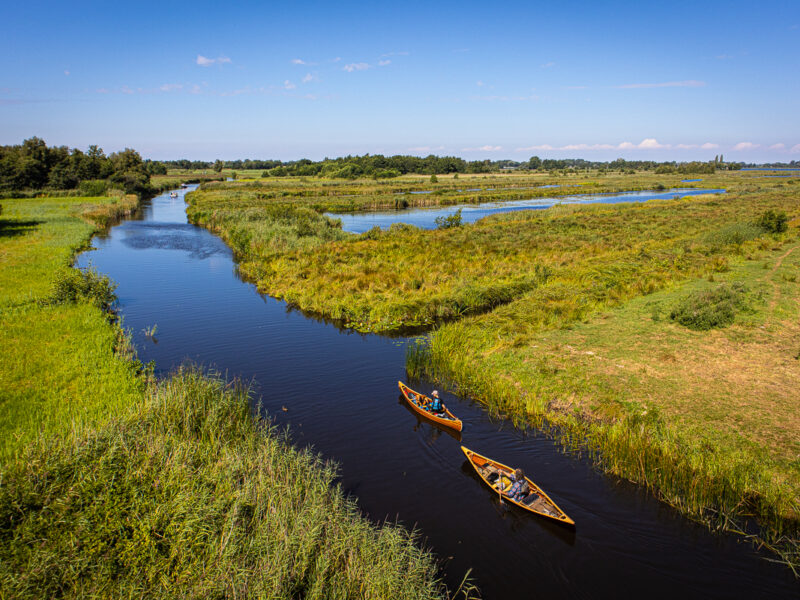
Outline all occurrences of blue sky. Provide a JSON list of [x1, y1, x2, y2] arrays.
[[2, 0, 799, 161]]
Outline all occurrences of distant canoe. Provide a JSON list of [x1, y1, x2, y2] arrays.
[[169, 192, 178, 198], [461, 445, 574, 527], [398, 381, 463, 432]]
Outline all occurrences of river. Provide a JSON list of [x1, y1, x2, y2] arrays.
[[76, 188, 797, 599]]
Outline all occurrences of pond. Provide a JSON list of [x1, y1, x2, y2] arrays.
[[328, 188, 725, 233]]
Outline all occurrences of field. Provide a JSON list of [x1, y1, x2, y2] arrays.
[[0, 194, 454, 598], [185, 170, 800, 567], [0, 194, 143, 460]]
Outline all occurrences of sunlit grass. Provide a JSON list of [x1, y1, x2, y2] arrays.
[[0, 368, 455, 599]]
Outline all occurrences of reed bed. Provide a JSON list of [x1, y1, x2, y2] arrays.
[[0, 368, 453, 599], [188, 176, 798, 333]]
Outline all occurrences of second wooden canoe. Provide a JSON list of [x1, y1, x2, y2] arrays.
[[461, 445, 574, 527], [398, 381, 463, 432]]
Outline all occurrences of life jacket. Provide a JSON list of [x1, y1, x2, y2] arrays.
[[431, 397, 443, 412]]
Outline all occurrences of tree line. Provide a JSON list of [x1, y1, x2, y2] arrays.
[[4, 138, 777, 193], [0, 137, 165, 194]]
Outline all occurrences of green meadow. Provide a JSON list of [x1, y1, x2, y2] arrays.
[[186, 171, 800, 568], [0, 194, 454, 598]]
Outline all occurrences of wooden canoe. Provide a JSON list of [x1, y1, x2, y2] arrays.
[[461, 445, 575, 527], [398, 381, 463, 432]]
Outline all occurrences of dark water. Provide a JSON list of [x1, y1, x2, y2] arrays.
[[327, 188, 726, 233], [77, 189, 797, 599]]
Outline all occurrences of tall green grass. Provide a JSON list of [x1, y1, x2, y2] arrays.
[[0, 194, 144, 461], [0, 369, 455, 599], [0, 193, 464, 598]]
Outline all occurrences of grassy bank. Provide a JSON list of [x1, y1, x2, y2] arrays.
[[0, 369, 449, 599], [0, 193, 143, 460], [0, 193, 457, 598], [185, 172, 800, 569]]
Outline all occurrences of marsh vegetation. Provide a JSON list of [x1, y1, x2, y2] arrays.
[[186, 170, 800, 569], [0, 192, 455, 598]]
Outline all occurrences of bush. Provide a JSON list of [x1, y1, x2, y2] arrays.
[[434, 208, 463, 229], [703, 223, 764, 248], [373, 169, 401, 179], [78, 179, 109, 196], [50, 267, 117, 310], [757, 209, 788, 234], [669, 282, 749, 330]]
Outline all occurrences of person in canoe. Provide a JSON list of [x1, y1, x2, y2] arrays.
[[498, 468, 530, 502], [429, 390, 445, 415]]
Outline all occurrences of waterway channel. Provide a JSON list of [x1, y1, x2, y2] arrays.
[[77, 188, 797, 599]]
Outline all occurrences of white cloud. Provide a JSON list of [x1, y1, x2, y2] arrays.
[[617, 80, 705, 89], [769, 143, 786, 150], [302, 73, 315, 83], [283, 80, 296, 90], [462, 145, 503, 152], [189, 84, 202, 95], [330, 56, 341, 62], [343, 62, 370, 72], [790, 144, 800, 153], [540, 61, 555, 69], [476, 80, 484, 87], [733, 142, 759, 151], [120, 86, 135, 95], [291, 58, 306, 65], [378, 59, 391, 66], [64, 70, 70, 76], [159, 83, 183, 92], [516, 145, 554, 151], [638, 138, 666, 149], [561, 143, 615, 151], [616, 139, 669, 150], [197, 55, 231, 67], [514, 140, 727, 153], [380, 51, 409, 57]]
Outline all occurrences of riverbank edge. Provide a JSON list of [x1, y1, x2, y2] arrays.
[[404, 250, 800, 573], [0, 191, 457, 598]]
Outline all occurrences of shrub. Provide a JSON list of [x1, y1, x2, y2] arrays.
[[434, 208, 463, 229], [703, 223, 764, 248], [50, 267, 117, 310], [669, 282, 749, 330], [757, 209, 788, 234], [78, 179, 109, 196]]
